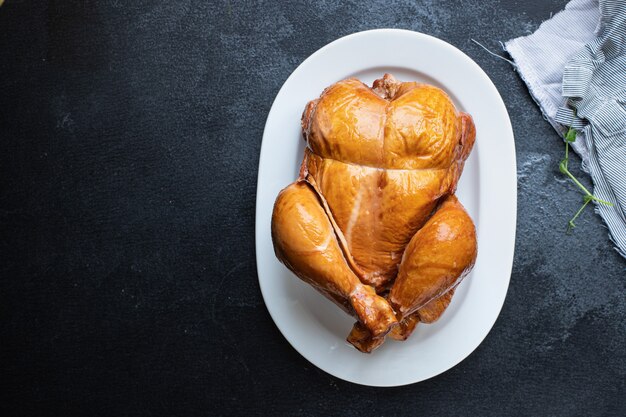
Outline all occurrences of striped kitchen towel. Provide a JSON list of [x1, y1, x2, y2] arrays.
[[505, 0, 626, 258]]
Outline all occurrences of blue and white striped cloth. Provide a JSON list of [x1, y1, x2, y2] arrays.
[[505, 0, 626, 258]]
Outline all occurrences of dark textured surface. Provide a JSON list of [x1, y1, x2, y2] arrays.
[[1, 1, 624, 416]]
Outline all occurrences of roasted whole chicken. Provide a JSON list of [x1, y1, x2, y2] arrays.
[[271, 74, 477, 353]]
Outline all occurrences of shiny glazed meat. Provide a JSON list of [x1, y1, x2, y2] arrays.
[[271, 74, 477, 352]]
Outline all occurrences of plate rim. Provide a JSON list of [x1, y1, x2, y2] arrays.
[[255, 28, 517, 387]]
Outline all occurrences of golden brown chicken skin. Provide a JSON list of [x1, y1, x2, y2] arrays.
[[271, 74, 477, 353], [347, 195, 477, 352]]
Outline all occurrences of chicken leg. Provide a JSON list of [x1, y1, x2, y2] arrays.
[[389, 195, 477, 317], [272, 181, 398, 338], [347, 195, 477, 352]]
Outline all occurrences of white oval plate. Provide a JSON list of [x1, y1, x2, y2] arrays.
[[255, 29, 516, 387]]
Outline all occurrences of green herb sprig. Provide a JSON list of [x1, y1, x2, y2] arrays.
[[559, 127, 613, 231]]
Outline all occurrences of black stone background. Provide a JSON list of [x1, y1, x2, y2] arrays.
[[1, 1, 624, 416]]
